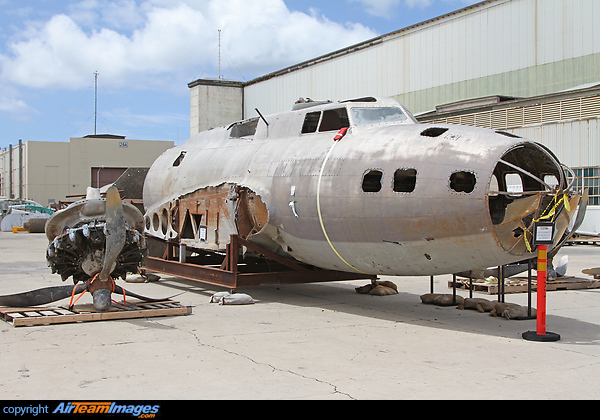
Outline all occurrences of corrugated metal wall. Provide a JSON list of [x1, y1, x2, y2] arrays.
[[510, 119, 600, 168], [243, 0, 600, 118], [426, 92, 600, 167]]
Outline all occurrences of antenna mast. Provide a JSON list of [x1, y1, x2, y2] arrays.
[[94, 71, 99, 135], [218, 29, 222, 79]]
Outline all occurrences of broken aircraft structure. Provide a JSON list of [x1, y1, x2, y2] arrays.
[[141, 96, 586, 288], [0, 186, 157, 311]]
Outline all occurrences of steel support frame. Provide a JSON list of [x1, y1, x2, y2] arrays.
[[143, 234, 377, 289]]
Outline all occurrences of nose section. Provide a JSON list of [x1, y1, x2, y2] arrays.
[[488, 141, 580, 256]]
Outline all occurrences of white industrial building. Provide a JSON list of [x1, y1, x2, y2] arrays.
[[188, 0, 600, 232]]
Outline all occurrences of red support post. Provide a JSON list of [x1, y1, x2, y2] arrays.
[[523, 244, 560, 342], [536, 245, 547, 336]]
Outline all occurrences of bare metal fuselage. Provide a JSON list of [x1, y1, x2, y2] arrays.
[[143, 97, 579, 276]]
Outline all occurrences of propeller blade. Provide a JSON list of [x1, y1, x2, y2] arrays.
[[0, 284, 86, 307], [99, 185, 127, 282], [112, 285, 184, 303], [571, 189, 589, 233]]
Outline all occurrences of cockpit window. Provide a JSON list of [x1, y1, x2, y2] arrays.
[[319, 108, 350, 132], [302, 112, 321, 133], [302, 108, 350, 134], [351, 107, 408, 126]]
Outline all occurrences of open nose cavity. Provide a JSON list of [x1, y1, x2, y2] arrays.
[[488, 141, 577, 256]]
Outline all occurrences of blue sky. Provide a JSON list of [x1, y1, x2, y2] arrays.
[[0, 0, 479, 149]]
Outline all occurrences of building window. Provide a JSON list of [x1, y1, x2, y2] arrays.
[[362, 170, 383, 193], [570, 167, 600, 205]]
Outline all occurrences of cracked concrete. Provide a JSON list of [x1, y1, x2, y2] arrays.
[[2, 231, 600, 399]]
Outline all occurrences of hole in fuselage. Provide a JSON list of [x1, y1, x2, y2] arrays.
[[362, 170, 383, 193], [421, 127, 449, 137]]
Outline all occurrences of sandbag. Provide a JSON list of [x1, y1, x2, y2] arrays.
[[420, 293, 464, 306], [220, 293, 255, 305], [457, 297, 496, 313], [355, 280, 398, 295], [368, 285, 398, 296], [210, 291, 231, 303], [490, 302, 536, 320]]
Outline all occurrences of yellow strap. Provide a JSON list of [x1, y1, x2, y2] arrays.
[[523, 193, 569, 252], [316, 141, 369, 274]]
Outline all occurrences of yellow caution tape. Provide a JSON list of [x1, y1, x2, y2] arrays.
[[523, 193, 570, 252]]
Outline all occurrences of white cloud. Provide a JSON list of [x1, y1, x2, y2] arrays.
[[0, 84, 32, 117], [349, 0, 402, 17], [350, 0, 477, 17], [405, 0, 433, 8], [0, 0, 377, 92]]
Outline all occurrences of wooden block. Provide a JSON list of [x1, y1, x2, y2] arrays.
[[1, 300, 191, 327]]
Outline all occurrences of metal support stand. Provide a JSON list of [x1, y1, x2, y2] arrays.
[[144, 234, 377, 289], [497, 265, 505, 303], [527, 259, 533, 317], [452, 274, 457, 304], [469, 277, 473, 298]]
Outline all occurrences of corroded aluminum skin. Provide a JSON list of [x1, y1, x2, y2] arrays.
[[143, 98, 572, 276]]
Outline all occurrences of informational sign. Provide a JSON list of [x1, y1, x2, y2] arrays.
[[533, 221, 555, 245], [199, 225, 207, 242]]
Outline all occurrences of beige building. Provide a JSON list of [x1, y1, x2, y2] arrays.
[[0, 135, 174, 206]]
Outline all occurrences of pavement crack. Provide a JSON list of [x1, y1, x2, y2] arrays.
[[185, 328, 355, 399]]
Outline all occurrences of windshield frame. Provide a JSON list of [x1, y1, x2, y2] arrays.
[[350, 106, 410, 127]]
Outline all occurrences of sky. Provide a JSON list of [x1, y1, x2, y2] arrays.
[[0, 0, 480, 149]]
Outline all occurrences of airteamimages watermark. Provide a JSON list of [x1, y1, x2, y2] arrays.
[[3, 404, 49, 417], [2, 402, 162, 418]]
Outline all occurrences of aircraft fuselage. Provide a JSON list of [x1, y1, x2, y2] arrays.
[[143, 97, 579, 276]]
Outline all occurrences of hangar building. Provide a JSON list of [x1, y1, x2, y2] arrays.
[[188, 0, 600, 233]]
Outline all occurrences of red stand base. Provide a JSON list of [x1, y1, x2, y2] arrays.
[[522, 330, 560, 342]]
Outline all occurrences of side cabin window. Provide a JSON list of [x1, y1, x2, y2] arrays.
[[172, 151, 186, 167], [302, 108, 349, 134], [450, 171, 477, 193], [393, 168, 417, 193], [362, 170, 383, 193]]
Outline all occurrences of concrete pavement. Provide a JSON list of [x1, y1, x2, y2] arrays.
[[1, 231, 600, 399]]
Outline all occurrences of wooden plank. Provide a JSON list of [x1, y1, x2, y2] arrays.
[[1, 300, 191, 327], [450, 276, 600, 294]]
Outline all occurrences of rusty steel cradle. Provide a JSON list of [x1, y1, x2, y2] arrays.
[[143, 234, 377, 290]]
